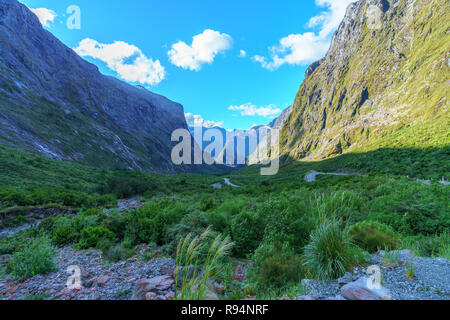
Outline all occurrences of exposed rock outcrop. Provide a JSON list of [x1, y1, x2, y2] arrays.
[[279, 0, 449, 161], [0, 0, 188, 172]]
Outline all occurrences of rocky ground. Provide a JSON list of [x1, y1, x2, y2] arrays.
[[1, 246, 449, 300], [299, 250, 450, 300], [0, 245, 176, 300]]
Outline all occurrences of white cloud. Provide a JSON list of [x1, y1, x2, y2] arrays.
[[308, 0, 355, 38], [252, 33, 330, 71], [228, 103, 281, 118], [254, 0, 354, 70], [29, 7, 57, 27], [239, 50, 247, 58], [168, 29, 233, 71], [185, 113, 224, 128], [74, 38, 165, 86]]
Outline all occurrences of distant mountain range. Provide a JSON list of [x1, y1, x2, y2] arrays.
[[188, 105, 293, 166]]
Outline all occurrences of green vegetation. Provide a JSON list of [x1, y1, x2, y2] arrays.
[[280, 0, 450, 167], [0, 143, 448, 298], [350, 221, 399, 253], [406, 262, 415, 280], [8, 236, 56, 279], [175, 227, 234, 300], [303, 216, 368, 280]]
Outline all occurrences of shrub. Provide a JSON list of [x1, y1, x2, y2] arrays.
[[251, 242, 303, 290], [367, 179, 449, 235], [199, 198, 217, 211], [259, 194, 313, 251], [101, 174, 155, 198], [103, 213, 128, 240], [52, 225, 79, 246], [303, 216, 367, 280], [309, 190, 364, 221], [402, 232, 450, 257], [350, 221, 399, 253], [165, 210, 209, 254], [76, 226, 114, 250], [8, 236, 56, 279], [0, 228, 39, 255], [231, 211, 263, 257], [103, 243, 134, 262]]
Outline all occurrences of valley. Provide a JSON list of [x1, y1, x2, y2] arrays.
[[0, 0, 448, 302]]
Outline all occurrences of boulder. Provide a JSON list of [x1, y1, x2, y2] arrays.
[[174, 265, 200, 284], [145, 292, 157, 300], [341, 277, 393, 300], [337, 272, 353, 287], [95, 276, 109, 287], [296, 296, 316, 300], [131, 275, 172, 300]]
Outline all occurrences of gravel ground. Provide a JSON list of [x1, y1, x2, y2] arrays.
[[0, 245, 175, 300], [302, 253, 450, 300], [381, 257, 450, 300]]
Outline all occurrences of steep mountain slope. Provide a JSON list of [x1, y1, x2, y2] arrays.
[[0, 0, 187, 172], [189, 126, 270, 165], [279, 0, 449, 161], [269, 105, 293, 130]]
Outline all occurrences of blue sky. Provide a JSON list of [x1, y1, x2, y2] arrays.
[[21, 0, 354, 130]]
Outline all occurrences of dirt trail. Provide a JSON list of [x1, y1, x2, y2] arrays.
[[212, 178, 241, 189], [304, 170, 351, 182]]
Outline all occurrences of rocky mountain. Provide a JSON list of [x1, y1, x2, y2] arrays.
[[269, 105, 293, 129], [189, 126, 270, 166], [0, 0, 188, 172], [279, 0, 449, 161]]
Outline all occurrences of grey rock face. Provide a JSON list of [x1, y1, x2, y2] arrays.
[[341, 277, 393, 300], [0, 0, 188, 172], [279, 0, 447, 161], [270, 105, 293, 130]]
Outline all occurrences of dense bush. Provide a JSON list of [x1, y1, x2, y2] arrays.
[[8, 236, 56, 279], [123, 201, 186, 246], [251, 242, 303, 289], [103, 243, 135, 262], [366, 179, 449, 235], [0, 229, 39, 255], [402, 232, 450, 258], [259, 193, 314, 251], [231, 211, 263, 257], [99, 174, 156, 198], [0, 186, 116, 209], [303, 217, 368, 280], [52, 224, 79, 247], [309, 190, 364, 222], [76, 226, 115, 250], [350, 221, 399, 253]]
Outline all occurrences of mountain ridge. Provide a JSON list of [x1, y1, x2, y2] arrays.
[[278, 0, 449, 162], [0, 0, 188, 172]]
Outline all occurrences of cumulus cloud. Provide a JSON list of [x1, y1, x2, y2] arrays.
[[29, 7, 57, 27], [308, 0, 354, 38], [254, 0, 354, 70], [239, 50, 247, 58], [74, 38, 165, 86], [168, 29, 233, 71], [228, 103, 281, 118], [185, 113, 224, 128]]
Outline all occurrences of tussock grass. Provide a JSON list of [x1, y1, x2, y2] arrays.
[[175, 227, 234, 300]]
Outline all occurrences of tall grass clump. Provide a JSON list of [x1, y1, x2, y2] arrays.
[[8, 235, 56, 279], [303, 216, 367, 280], [174, 227, 234, 300]]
